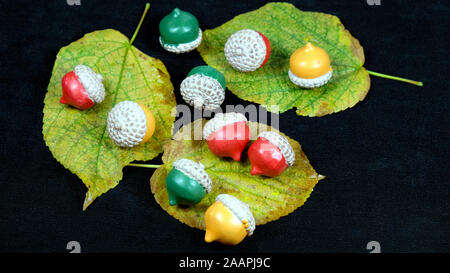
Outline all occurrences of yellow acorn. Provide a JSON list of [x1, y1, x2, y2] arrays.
[[204, 194, 255, 245], [288, 42, 333, 88]]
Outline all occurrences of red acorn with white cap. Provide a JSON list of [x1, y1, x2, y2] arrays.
[[224, 29, 271, 72], [203, 112, 250, 161], [247, 131, 295, 177], [60, 65, 105, 110]]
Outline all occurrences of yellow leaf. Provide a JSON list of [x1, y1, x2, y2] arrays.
[[43, 29, 176, 209], [150, 119, 324, 229], [198, 2, 370, 117]]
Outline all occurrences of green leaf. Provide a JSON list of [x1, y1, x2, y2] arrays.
[[150, 119, 324, 229], [198, 2, 371, 117], [43, 29, 176, 209]]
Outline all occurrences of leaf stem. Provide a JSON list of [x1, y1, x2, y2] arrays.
[[128, 163, 161, 169], [367, 70, 423, 87], [130, 3, 150, 45]]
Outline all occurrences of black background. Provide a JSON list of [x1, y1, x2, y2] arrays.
[[0, 0, 448, 253]]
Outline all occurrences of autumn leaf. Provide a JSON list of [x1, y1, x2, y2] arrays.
[[199, 2, 423, 117], [43, 4, 176, 210], [150, 119, 324, 229], [197, 2, 370, 117]]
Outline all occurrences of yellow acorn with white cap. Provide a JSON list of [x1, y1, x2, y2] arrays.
[[204, 194, 255, 245], [107, 101, 156, 148], [288, 42, 333, 88]]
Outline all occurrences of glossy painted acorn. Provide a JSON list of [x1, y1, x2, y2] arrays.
[[180, 65, 226, 110], [247, 131, 295, 177], [224, 29, 271, 72], [165, 158, 212, 206], [107, 101, 156, 148], [60, 65, 105, 110], [288, 42, 333, 88], [159, 8, 202, 53], [204, 194, 255, 245], [203, 112, 250, 161]]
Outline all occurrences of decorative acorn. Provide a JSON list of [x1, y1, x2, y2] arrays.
[[224, 29, 271, 72], [203, 112, 250, 161], [247, 131, 295, 177], [204, 194, 255, 246], [165, 158, 212, 206], [159, 8, 202, 54], [60, 65, 105, 110], [180, 65, 226, 110], [288, 42, 333, 88], [107, 101, 156, 148]]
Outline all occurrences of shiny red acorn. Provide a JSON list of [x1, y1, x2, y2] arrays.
[[207, 121, 250, 161], [203, 113, 250, 161], [60, 71, 94, 110], [60, 65, 105, 110], [247, 131, 295, 177], [248, 138, 287, 177]]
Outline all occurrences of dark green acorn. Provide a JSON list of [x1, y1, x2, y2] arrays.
[[159, 8, 202, 53], [165, 158, 212, 206]]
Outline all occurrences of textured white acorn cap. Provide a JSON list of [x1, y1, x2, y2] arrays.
[[74, 65, 105, 103], [180, 74, 225, 111], [107, 101, 147, 148], [216, 194, 255, 236], [203, 112, 247, 139], [160, 29, 203, 54], [288, 69, 333, 88], [224, 29, 267, 72], [173, 158, 212, 193], [258, 131, 295, 166]]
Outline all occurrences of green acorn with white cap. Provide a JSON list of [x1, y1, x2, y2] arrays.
[[180, 65, 226, 110], [165, 158, 212, 206], [159, 8, 202, 54]]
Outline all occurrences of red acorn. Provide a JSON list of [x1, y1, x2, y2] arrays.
[[60, 65, 105, 110], [248, 131, 295, 177], [203, 112, 250, 161]]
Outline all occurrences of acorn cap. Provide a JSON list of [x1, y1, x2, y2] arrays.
[[224, 29, 267, 72], [216, 194, 255, 236], [107, 101, 148, 148], [203, 112, 247, 139], [173, 158, 212, 193], [180, 66, 225, 110], [288, 69, 333, 88], [74, 65, 105, 103], [258, 131, 295, 166], [160, 29, 202, 54]]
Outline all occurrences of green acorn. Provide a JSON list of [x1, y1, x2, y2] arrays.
[[165, 158, 212, 206], [159, 8, 202, 54]]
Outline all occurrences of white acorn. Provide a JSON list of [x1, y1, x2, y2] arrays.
[[107, 101, 156, 148], [224, 29, 271, 72], [180, 65, 226, 111]]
